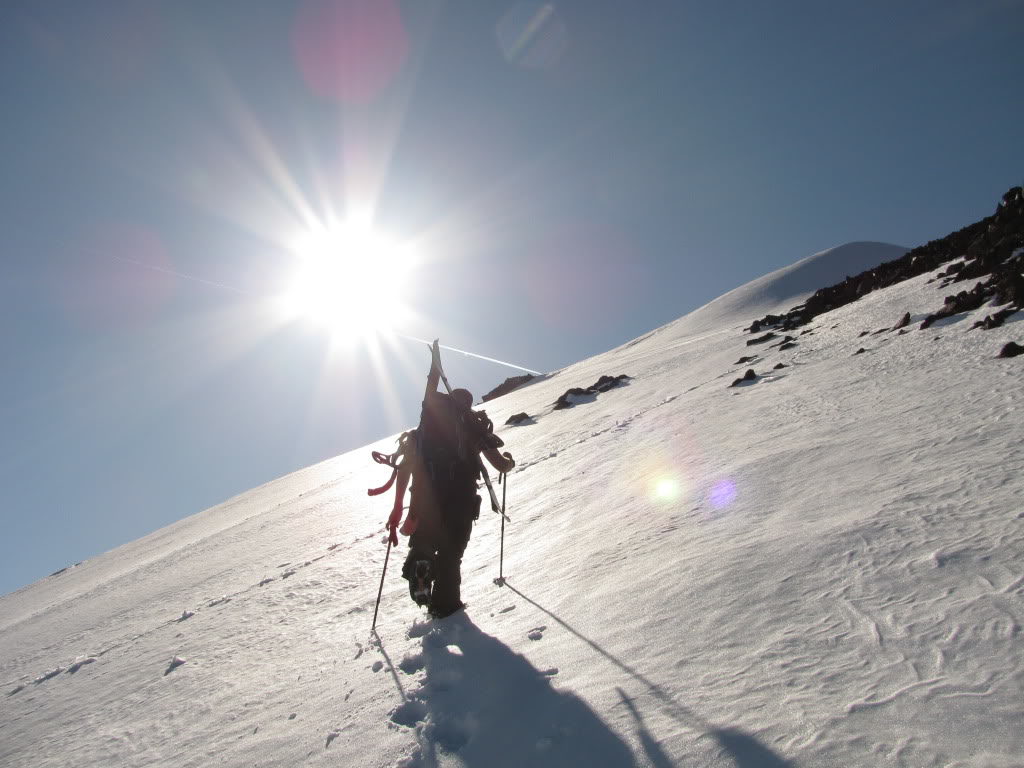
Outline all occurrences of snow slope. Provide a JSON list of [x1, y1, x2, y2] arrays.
[[3, 241, 1023, 768]]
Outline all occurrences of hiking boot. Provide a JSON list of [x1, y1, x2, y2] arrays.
[[410, 560, 433, 607]]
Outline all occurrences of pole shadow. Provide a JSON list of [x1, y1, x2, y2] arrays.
[[617, 687, 675, 768], [505, 582, 795, 768], [396, 611, 637, 768]]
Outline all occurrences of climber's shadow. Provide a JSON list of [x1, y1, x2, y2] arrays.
[[407, 612, 636, 768]]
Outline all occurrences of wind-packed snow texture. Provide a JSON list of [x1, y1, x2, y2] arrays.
[[2, 241, 1022, 767]]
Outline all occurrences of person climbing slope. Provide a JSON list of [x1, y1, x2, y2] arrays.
[[373, 341, 515, 619]]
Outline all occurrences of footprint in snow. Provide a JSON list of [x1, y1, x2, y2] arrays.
[[326, 731, 340, 748], [390, 698, 427, 727], [498, 605, 516, 614], [399, 652, 425, 674], [528, 626, 547, 641]]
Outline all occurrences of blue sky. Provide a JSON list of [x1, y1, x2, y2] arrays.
[[1, 0, 1021, 596]]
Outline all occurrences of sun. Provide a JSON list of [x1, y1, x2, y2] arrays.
[[282, 219, 416, 340]]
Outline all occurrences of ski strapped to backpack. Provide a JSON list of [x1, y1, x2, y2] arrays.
[[424, 340, 506, 520], [367, 341, 510, 541]]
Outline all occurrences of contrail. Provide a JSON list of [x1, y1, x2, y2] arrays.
[[393, 332, 543, 376], [110, 254, 254, 297], [114, 254, 544, 375]]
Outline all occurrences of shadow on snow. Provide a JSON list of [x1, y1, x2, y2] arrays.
[[400, 611, 636, 767], [505, 583, 795, 768]]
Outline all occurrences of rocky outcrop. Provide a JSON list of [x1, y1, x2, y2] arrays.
[[745, 187, 1023, 335], [553, 375, 631, 409], [920, 282, 990, 329], [482, 375, 536, 403]]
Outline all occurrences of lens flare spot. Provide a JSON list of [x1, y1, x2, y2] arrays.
[[709, 479, 737, 509], [651, 477, 681, 503], [497, 2, 568, 70], [292, 0, 408, 103]]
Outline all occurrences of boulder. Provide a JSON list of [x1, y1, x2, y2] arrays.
[[997, 341, 1023, 358], [730, 369, 758, 387], [552, 375, 631, 409]]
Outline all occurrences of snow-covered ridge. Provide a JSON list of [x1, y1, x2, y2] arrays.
[[2, 232, 1021, 768], [692, 241, 910, 323]]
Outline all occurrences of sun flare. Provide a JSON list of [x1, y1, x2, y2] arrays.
[[282, 220, 416, 340]]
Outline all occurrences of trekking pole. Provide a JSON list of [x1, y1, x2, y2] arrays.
[[495, 473, 507, 586], [371, 536, 393, 632]]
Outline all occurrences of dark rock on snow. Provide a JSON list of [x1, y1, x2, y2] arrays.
[[746, 332, 777, 346], [482, 375, 536, 403], [591, 374, 630, 392], [553, 375, 631, 409], [997, 341, 1024, 358], [730, 369, 758, 387], [553, 388, 593, 410], [972, 307, 1019, 330], [505, 412, 533, 426]]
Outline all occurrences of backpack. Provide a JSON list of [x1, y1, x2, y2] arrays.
[[366, 397, 503, 503], [416, 392, 500, 495]]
